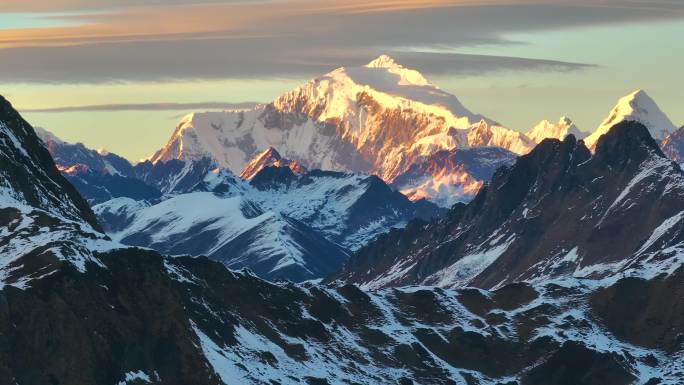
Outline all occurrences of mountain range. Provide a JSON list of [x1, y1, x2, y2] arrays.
[[37, 57, 684, 210], [33, 56, 684, 284], [93, 158, 441, 281], [0, 93, 681, 384]]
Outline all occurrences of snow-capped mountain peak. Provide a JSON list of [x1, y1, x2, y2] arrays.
[[526, 116, 584, 144], [584, 89, 676, 150], [147, 56, 528, 191], [365, 54, 398, 68], [239, 147, 307, 180], [363, 54, 430, 86], [467, 119, 534, 154]]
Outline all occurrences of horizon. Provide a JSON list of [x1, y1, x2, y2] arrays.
[[1, 1, 683, 161]]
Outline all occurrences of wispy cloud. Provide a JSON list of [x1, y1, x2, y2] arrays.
[[20, 101, 260, 112]]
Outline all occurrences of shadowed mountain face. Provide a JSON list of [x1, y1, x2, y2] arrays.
[[0, 95, 682, 384], [0, 96, 109, 288], [1, 98, 100, 229], [331, 121, 684, 290]]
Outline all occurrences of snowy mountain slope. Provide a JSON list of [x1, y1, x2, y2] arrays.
[[94, 165, 442, 281], [390, 147, 517, 207], [526, 116, 584, 144], [331, 121, 684, 290], [584, 89, 676, 150], [95, 193, 348, 282], [466, 120, 534, 155], [247, 168, 444, 248], [150, 55, 533, 183], [0, 96, 112, 288]]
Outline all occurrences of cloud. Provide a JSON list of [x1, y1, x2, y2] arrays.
[[0, 42, 595, 84], [0, 0, 681, 83], [20, 101, 261, 112]]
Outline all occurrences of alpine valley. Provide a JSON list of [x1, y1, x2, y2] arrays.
[[2, 54, 683, 385]]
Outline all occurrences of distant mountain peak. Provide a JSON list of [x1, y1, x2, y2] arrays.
[[365, 54, 398, 68], [558, 115, 573, 125], [361, 54, 430, 86], [526, 116, 583, 144], [148, 55, 515, 183], [585, 89, 676, 150], [34, 126, 64, 145], [239, 147, 307, 180], [467, 120, 535, 154]]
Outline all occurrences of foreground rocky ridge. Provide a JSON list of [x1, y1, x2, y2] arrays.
[[1, 249, 681, 385], [331, 121, 684, 290], [0, 96, 110, 288]]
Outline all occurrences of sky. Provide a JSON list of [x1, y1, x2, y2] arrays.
[[0, 0, 682, 161]]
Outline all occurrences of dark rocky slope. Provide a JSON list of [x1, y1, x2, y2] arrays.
[[0, 96, 108, 287], [1, 249, 681, 385], [331, 121, 684, 289], [1, 97, 99, 228]]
